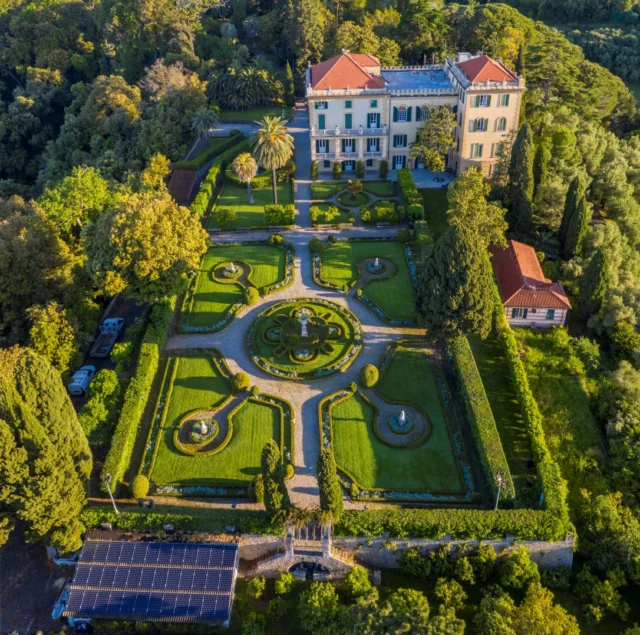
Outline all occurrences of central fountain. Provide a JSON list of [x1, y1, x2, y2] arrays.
[[387, 409, 415, 435], [298, 308, 311, 338], [367, 256, 386, 275]]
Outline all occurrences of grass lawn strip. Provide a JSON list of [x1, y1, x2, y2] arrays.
[[337, 191, 370, 207], [208, 181, 293, 229], [317, 240, 416, 321], [182, 243, 287, 333], [362, 180, 395, 197], [310, 181, 344, 199], [219, 104, 292, 122], [421, 188, 449, 241]]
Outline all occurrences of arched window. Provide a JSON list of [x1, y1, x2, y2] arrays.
[[397, 106, 408, 121], [496, 117, 507, 131]]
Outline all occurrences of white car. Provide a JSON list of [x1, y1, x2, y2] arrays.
[[67, 366, 96, 396]]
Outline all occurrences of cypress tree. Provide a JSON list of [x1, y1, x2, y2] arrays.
[[284, 61, 295, 108], [515, 43, 526, 77], [0, 348, 92, 553], [578, 249, 608, 320], [533, 144, 549, 199], [559, 176, 584, 245], [416, 224, 494, 339], [261, 440, 289, 515], [564, 195, 590, 258], [508, 123, 535, 233], [317, 449, 343, 519]]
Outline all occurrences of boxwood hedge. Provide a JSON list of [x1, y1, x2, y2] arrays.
[[174, 131, 244, 171]]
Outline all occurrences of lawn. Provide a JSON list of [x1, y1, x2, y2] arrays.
[[208, 181, 294, 229], [362, 180, 395, 197], [310, 203, 354, 225], [421, 188, 449, 241], [150, 354, 284, 486], [310, 181, 344, 199], [469, 332, 538, 505], [331, 347, 466, 493], [319, 241, 416, 321], [337, 190, 370, 207], [219, 104, 293, 122], [184, 244, 285, 330]]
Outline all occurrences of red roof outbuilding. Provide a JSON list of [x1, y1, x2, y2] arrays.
[[491, 240, 571, 310], [457, 55, 517, 84], [309, 53, 385, 91]]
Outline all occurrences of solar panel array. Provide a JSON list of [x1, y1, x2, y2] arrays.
[[63, 540, 238, 624]]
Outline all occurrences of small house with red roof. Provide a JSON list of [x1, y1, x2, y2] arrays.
[[491, 240, 571, 328], [306, 51, 524, 177]]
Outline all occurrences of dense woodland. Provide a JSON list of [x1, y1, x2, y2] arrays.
[[1, 0, 640, 632]]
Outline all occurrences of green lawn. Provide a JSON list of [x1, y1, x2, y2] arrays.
[[208, 181, 294, 229], [337, 191, 370, 207], [332, 347, 466, 493], [469, 332, 538, 505], [150, 354, 283, 486], [319, 241, 416, 321], [219, 104, 293, 122], [310, 203, 354, 225], [362, 180, 395, 197], [184, 244, 285, 330], [421, 188, 449, 241], [310, 182, 344, 199]]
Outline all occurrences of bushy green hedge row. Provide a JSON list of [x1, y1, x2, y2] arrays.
[[174, 131, 244, 170], [81, 505, 284, 535], [397, 168, 423, 209], [492, 288, 570, 530], [449, 336, 516, 503], [190, 136, 251, 217], [264, 203, 295, 226], [225, 161, 295, 189], [100, 298, 176, 495]]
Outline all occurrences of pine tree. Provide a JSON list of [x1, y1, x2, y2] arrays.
[[508, 123, 535, 233], [559, 176, 584, 245], [317, 449, 343, 519], [416, 224, 494, 339], [0, 348, 92, 553], [533, 144, 549, 200], [564, 195, 590, 258], [578, 249, 608, 320], [284, 61, 295, 108], [261, 440, 289, 515]]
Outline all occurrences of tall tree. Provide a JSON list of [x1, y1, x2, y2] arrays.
[[559, 175, 585, 245], [409, 106, 456, 172], [532, 144, 549, 200], [261, 440, 290, 515], [284, 61, 295, 108], [447, 166, 508, 248], [0, 348, 92, 553], [578, 249, 608, 320], [251, 116, 294, 205], [317, 449, 343, 519], [508, 123, 535, 233], [281, 0, 327, 73], [191, 108, 220, 148], [232, 153, 258, 204], [83, 191, 208, 302], [564, 195, 590, 257], [415, 224, 494, 339], [515, 42, 526, 77]]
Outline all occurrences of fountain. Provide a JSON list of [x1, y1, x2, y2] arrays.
[[367, 256, 386, 275], [387, 409, 415, 435], [399, 410, 406, 426], [198, 420, 209, 435], [221, 261, 242, 279], [298, 308, 311, 338]]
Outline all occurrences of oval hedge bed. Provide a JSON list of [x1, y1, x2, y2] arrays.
[[337, 191, 371, 207]]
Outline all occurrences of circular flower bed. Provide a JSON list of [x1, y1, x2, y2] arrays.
[[248, 299, 363, 381], [189, 418, 218, 443], [174, 410, 224, 456], [367, 259, 388, 275], [337, 191, 370, 208]]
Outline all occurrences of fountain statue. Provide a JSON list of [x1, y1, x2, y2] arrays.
[[399, 410, 406, 426], [299, 309, 310, 338], [374, 257, 380, 271], [198, 420, 209, 435]]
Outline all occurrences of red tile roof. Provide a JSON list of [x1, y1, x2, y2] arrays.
[[457, 55, 517, 84], [309, 53, 385, 91], [491, 240, 571, 310]]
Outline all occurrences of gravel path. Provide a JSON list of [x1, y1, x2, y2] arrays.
[[165, 103, 424, 509]]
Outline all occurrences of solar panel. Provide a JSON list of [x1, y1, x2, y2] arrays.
[[65, 540, 238, 625]]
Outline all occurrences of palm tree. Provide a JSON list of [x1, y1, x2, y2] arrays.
[[192, 108, 219, 148], [233, 153, 258, 204], [251, 116, 294, 205]]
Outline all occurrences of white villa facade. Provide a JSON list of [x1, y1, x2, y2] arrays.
[[305, 52, 525, 176]]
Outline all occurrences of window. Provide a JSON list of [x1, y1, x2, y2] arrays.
[[469, 119, 487, 132], [368, 112, 380, 128], [315, 101, 328, 110], [318, 114, 325, 130], [316, 139, 328, 153], [342, 138, 355, 153], [342, 160, 356, 171], [367, 138, 380, 152], [323, 160, 330, 168], [458, 113, 462, 126], [499, 94, 510, 107], [470, 143, 483, 158], [393, 134, 407, 148], [472, 95, 491, 108], [397, 106, 407, 121], [511, 308, 528, 318], [366, 159, 373, 167], [417, 106, 430, 122], [456, 139, 460, 152], [491, 142, 503, 158], [370, 99, 378, 108], [345, 113, 352, 129], [393, 155, 406, 169], [345, 100, 352, 109], [546, 309, 555, 320], [460, 91, 466, 104], [496, 117, 507, 132]]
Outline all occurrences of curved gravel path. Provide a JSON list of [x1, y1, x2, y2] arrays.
[[165, 104, 426, 509]]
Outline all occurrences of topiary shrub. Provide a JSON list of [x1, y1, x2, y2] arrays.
[[407, 203, 425, 221], [309, 206, 320, 224], [251, 385, 261, 397], [327, 234, 337, 243], [247, 575, 266, 599], [231, 372, 251, 393], [244, 287, 260, 305], [360, 208, 372, 224], [356, 160, 365, 178], [349, 482, 359, 499], [379, 160, 388, 178], [268, 233, 284, 246], [310, 160, 318, 180], [360, 364, 379, 388], [349, 381, 357, 393], [284, 463, 295, 480], [249, 474, 264, 502], [130, 474, 150, 499], [332, 162, 342, 180], [309, 238, 325, 253]]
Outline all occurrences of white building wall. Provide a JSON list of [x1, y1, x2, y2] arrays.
[[505, 307, 568, 328]]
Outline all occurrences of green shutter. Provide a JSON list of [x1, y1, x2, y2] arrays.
[[403, 135, 408, 147], [345, 100, 352, 108], [523, 308, 528, 319], [345, 114, 352, 129], [486, 96, 492, 107], [393, 107, 398, 122], [546, 309, 555, 320], [315, 140, 320, 153], [318, 114, 325, 130], [314, 102, 318, 109], [407, 107, 412, 122]]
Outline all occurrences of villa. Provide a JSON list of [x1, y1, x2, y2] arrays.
[[305, 51, 525, 177]]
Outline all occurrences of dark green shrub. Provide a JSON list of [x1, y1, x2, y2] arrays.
[[264, 204, 295, 226], [244, 287, 260, 305], [360, 364, 379, 388], [309, 238, 325, 253], [284, 463, 295, 479], [349, 482, 359, 499], [318, 448, 343, 520], [309, 206, 320, 223], [332, 162, 342, 180], [249, 474, 264, 503], [247, 576, 266, 599], [267, 597, 287, 621], [130, 474, 150, 499], [231, 372, 251, 393], [327, 234, 337, 243], [397, 229, 410, 243], [310, 161, 318, 180], [407, 203, 425, 220], [268, 233, 284, 246], [251, 385, 261, 397], [380, 160, 388, 178], [174, 131, 244, 170], [356, 160, 365, 178], [274, 572, 294, 595], [360, 208, 372, 224]]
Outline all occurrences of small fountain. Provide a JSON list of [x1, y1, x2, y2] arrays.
[[367, 256, 386, 275], [198, 420, 209, 436], [387, 408, 415, 435], [399, 410, 406, 426], [298, 308, 311, 338]]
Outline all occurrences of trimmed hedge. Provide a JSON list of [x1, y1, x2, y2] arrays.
[[397, 168, 423, 207], [174, 131, 244, 171], [264, 203, 295, 226], [449, 337, 516, 503], [492, 286, 570, 530], [100, 298, 176, 495]]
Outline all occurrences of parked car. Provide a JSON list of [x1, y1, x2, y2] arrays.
[[67, 366, 96, 396], [89, 317, 125, 358]]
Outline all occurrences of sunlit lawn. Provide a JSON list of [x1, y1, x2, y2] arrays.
[[219, 104, 293, 122]]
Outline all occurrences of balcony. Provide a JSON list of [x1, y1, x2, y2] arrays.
[[314, 152, 336, 159], [311, 125, 388, 137], [340, 152, 359, 159], [363, 151, 383, 158]]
